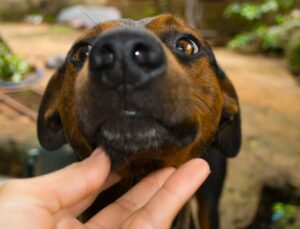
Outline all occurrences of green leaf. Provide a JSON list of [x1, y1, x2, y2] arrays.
[[0, 43, 30, 82]]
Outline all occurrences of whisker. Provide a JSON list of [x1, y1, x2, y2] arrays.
[[79, 8, 98, 27]]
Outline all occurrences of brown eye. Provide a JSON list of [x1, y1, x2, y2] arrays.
[[72, 45, 92, 64], [175, 38, 199, 55]]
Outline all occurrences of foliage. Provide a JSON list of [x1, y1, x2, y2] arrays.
[[0, 43, 30, 83], [227, 9, 300, 54], [224, 0, 294, 22], [225, 0, 297, 52], [228, 25, 267, 51], [271, 202, 298, 227], [286, 31, 300, 75], [225, 0, 300, 75], [261, 25, 285, 51]]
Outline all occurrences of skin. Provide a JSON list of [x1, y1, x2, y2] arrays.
[[0, 148, 210, 229]]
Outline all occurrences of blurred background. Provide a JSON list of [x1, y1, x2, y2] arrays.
[[0, 0, 300, 228]]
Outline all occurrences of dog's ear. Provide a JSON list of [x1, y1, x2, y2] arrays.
[[205, 43, 242, 157], [214, 77, 242, 157], [37, 67, 66, 150]]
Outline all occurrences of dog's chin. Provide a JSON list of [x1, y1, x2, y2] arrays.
[[78, 109, 199, 170], [94, 114, 177, 169]]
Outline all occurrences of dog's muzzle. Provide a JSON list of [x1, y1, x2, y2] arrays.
[[76, 28, 198, 168], [89, 28, 167, 93]]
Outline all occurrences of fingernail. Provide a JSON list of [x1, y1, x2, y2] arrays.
[[197, 159, 211, 177], [90, 147, 105, 157]]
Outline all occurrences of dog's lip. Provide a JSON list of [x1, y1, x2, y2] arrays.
[[88, 111, 198, 155], [92, 114, 172, 151], [95, 113, 169, 139]]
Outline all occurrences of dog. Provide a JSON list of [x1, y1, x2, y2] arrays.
[[37, 14, 241, 229]]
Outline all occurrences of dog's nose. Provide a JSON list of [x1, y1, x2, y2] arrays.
[[89, 28, 166, 91]]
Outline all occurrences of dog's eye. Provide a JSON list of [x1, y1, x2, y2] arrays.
[[175, 38, 199, 55], [72, 45, 92, 64]]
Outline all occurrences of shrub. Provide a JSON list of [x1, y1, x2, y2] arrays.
[[224, 0, 294, 23], [286, 31, 300, 75], [261, 10, 300, 54], [225, 1, 300, 75], [225, 0, 298, 53], [0, 43, 30, 83], [228, 25, 267, 53]]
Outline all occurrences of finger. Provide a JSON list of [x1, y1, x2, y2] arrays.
[[56, 172, 120, 219], [0, 148, 113, 214], [123, 159, 210, 228], [86, 167, 175, 228], [57, 217, 83, 229]]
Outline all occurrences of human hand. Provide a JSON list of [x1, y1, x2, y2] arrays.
[[0, 148, 210, 229]]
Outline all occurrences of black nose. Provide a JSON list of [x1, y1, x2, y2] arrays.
[[89, 28, 166, 91]]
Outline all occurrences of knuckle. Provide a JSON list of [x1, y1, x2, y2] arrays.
[[0, 179, 30, 198], [115, 196, 137, 213], [1, 179, 22, 191], [162, 184, 183, 200], [67, 162, 96, 194], [122, 209, 156, 229]]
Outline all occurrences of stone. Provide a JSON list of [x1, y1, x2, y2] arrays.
[[57, 5, 121, 28]]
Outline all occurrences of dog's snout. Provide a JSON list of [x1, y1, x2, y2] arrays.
[[89, 28, 166, 91], [90, 45, 115, 69], [132, 42, 163, 68]]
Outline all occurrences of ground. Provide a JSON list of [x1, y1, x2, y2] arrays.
[[0, 23, 300, 228]]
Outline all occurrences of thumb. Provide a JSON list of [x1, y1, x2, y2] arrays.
[[0, 148, 112, 213]]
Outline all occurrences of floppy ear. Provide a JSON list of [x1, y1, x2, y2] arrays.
[[205, 43, 242, 157], [37, 67, 66, 150], [214, 77, 242, 157]]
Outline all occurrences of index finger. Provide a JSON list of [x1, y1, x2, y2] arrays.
[[123, 159, 210, 228]]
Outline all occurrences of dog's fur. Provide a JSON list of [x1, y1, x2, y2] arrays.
[[38, 14, 241, 229]]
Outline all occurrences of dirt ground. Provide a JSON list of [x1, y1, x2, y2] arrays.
[[1, 23, 300, 228]]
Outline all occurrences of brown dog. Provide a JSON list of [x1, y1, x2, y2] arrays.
[[38, 14, 241, 229]]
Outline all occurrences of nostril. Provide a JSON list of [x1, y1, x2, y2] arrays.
[[132, 42, 164, 70], [132, 43, 149, 66], [101, 46, 115, 66], [90, 45, 115, 71]]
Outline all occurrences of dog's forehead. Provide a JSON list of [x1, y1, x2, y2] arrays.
[[75, 16, 159, 43], [118, 17, 154, 27], [78, 14, 182, 38], [74, 14, 203, 50]]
